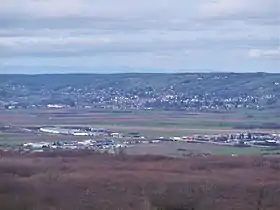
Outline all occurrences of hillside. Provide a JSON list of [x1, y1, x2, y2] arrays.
[[0, 152, 280, 210], [0, 73, 280, 110], [1, 73, 280, 94]]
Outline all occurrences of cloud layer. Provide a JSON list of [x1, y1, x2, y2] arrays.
[[0, 0, 279, 73]]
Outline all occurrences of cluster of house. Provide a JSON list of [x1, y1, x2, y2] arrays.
[[2, 124, 280, 155], [22, 139, 127, 153], [171, 132, 280, 147]]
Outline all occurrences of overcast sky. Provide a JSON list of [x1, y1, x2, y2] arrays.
[[0, 0, 279, 74]]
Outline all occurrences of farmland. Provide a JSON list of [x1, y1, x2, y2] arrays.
[[1, 108, 279, 138], [0, 108, 280, 157], [126, 142, 280, 157]]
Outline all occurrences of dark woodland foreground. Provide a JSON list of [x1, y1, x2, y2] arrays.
[[0, 152, 280, 210]]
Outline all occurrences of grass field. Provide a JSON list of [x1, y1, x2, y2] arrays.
[[0, 108, 279, 144], [214, 147, 263, 155], [125, 142, 280, 157], [212, 147, 280, 156], [0, 109, 280, 134]]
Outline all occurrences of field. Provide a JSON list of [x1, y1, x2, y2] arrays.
[[0, 108, 280, 158], [1, 108, 279, 140], [0, 152, 280, 210], [0, 109, 280, 157], [126, 142, 280, 157]]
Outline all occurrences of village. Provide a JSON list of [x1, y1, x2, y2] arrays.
[[1, 125, 280, 156]]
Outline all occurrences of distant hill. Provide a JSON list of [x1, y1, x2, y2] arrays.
[[1, 72, 280, 95], [0, 73, 280, 110]]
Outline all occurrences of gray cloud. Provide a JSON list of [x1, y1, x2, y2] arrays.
[[198, 0, 279, 20], [0, 32, 278, 58], [0, 0, 279, 73]]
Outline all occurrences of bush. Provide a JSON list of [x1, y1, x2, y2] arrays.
[[0, 153, 279, 210]]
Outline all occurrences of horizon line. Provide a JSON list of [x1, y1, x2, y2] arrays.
[[0, 71, 276, 76]]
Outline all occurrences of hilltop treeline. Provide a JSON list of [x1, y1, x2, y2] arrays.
[[1, 72, 280, 96], [0, 152, 280, 210]]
